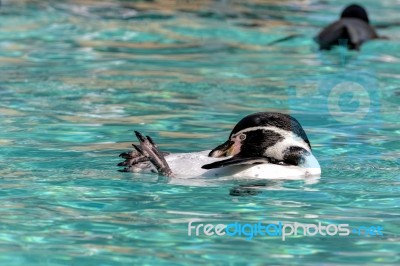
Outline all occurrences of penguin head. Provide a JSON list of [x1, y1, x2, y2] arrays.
[[208, 112, 312, 163], [340, 4, 370, 24]]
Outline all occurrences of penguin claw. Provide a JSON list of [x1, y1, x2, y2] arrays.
[[146, 135, 156, 146], [134, 131, 146, 142], [132, 144, 143, 154]]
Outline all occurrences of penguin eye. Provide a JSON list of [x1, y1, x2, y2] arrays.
[[239, 134, 246, 141]]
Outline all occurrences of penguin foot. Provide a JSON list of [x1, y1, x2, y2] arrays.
[[124, 131, 173, 177], [117, 134, 170, 173]]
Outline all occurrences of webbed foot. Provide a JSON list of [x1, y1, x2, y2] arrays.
[[118, 131, 173, 177]]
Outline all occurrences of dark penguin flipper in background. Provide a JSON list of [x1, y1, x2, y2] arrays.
[[315, 19, 377, 50], [201, 156, 271, 170], [314, 20, 352, 50]]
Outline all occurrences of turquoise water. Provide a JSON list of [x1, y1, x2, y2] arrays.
[[1, 0, 399, 265]]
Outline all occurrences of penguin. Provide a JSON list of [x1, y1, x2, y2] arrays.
[[118, 112, 321, 180], [315, 4, 379, 50]]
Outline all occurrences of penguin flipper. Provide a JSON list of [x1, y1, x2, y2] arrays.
[[315, 20, 349, 49], [132, 131, 173, 177], [316, 19, 378, 50], [201, 156, 270, 170]]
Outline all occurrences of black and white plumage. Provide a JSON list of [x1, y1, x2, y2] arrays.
[[118, 112, 321, 180], [315, 4, 379, 50], [204, 112, 313, 169]]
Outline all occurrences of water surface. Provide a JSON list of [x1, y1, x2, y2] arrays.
[[0, 0, 399, 265]]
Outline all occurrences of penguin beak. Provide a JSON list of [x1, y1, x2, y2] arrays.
[[208, 140, 238, 158]]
